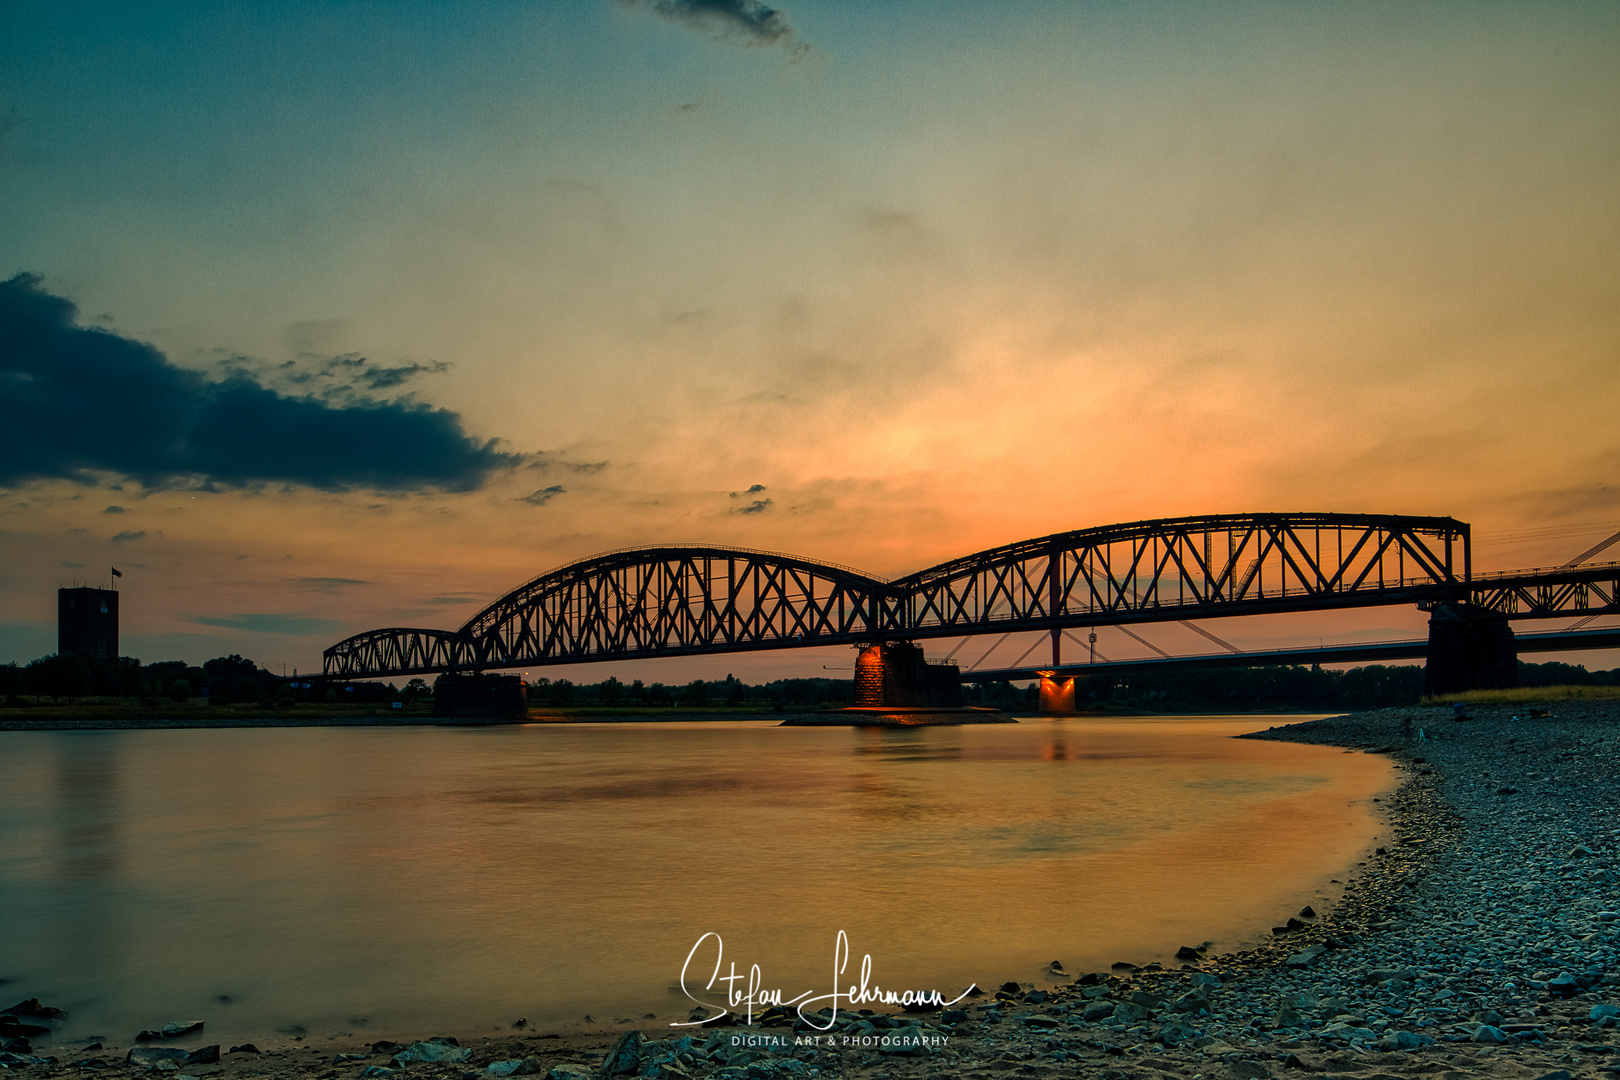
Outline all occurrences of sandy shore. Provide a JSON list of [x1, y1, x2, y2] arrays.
[[5, 700, 1617, 1079]]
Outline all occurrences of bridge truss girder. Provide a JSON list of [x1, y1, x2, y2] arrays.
[[892, 512, 1468, 635], [1463, 564, 1620, 620], [324, 546, 898, 679], [323, 514, 1486, 679]]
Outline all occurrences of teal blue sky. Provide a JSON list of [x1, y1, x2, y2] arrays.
[[3, 1, 1619, 673]]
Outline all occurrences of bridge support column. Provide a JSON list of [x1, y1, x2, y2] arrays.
[[1424, 603, 1518, 696], [433, 672, 527, 718], [855, 642, 962, 708], [1038, 675, 1076, 713]]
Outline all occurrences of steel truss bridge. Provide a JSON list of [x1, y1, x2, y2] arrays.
[[323, 512, 1620, 680]]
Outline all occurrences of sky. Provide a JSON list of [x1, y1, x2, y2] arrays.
[[2, 0, 1618, 679]]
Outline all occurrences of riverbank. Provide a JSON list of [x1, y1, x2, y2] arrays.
[[5, 700, 1616, 1079], [0, 704, 812, 729], [0, 700, 1338, 730]]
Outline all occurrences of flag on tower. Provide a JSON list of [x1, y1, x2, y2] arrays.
[[111, 566, 122, 578]]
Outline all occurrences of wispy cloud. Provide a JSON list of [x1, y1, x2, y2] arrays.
[[296, 577, 369, 592], [191, 613, 342, 635], [521, 485, 567, 506], [623, 0, 806, 54]]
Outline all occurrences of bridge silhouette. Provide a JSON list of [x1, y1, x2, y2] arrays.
[[322, 512, 1620, 707]]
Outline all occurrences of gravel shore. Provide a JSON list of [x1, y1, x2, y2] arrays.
[[6, 700, 1617, 1079]]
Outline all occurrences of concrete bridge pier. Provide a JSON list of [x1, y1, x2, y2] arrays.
[[1424, 602, 1518, 696], [854, 642, 962, 708]]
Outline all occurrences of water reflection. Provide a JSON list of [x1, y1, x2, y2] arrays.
[[0, 718, 1394, 1047], [52, 732, 125, 880]]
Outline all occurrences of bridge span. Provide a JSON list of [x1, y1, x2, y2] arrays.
[[322, 512, 1620, 703]]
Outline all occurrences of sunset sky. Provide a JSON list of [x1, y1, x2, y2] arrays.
[[3, 0, 1618, 679]]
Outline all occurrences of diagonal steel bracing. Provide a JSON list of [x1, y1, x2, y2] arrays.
[[321, 513, 1620, 680]]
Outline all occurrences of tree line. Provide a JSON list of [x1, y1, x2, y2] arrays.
[[1062, 659, 1620, 712], [6, 649, 1615, 711], [2, 652, 297, 706]]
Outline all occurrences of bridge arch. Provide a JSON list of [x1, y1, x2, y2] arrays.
[[892, 512, 1470, 638], [323, 544, 897, 678]]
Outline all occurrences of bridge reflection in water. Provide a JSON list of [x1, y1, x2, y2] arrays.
[[322, 512, 1620, 703]]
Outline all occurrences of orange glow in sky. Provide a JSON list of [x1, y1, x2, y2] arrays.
[[2, 2, 1617, 675]]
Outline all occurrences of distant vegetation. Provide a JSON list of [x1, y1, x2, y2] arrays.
[[0, 652, 317, 707], [3, 652, 1613, 713], [1065, 660, 1619, 713], [522, 659, 1620, 713], [1431, 683, 1620, 705]]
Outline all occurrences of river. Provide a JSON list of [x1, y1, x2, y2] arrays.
[[0, 716, 1394, 1046]]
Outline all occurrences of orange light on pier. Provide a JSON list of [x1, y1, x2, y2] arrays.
[[1038, 674, 1076, 713]]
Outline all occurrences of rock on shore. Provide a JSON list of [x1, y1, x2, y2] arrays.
[[6, 700, 1617, 1079]]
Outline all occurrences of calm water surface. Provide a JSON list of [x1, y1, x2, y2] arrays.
[[0, 717, 1394, 1045]]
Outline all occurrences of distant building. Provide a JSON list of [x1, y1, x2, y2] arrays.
[[59, 587, 118, 660]]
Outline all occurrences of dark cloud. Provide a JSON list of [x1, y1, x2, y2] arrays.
[[110, 530, 145, 542], [729, 483, 767, 498], [0, 274, 516, 491], [61, 561, 84, 568], [192, 613, 341, 635], [624, 0, 805, 51], [297, 577, 369, 586], [734, 498, 773, 515], [521, 485, 566, 506], [102, 505, 126, 514]]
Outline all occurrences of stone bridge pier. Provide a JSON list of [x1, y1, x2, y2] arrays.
[[854, 642, 962, 708], [1424, 602, 1518, 695]]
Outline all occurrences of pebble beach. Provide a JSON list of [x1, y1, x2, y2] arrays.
[[4, 700, 1617, 1080]]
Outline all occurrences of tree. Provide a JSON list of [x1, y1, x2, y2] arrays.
[[599, 676, 623, 705], [114, 656, 145, 698], [24, 653, 94, 703], [403, 678, 431, 703], [169, 678, 193, 702], [204, 654, 259, 681]]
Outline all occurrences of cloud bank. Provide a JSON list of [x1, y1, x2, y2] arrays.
[[0, 274, 516, 491]]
